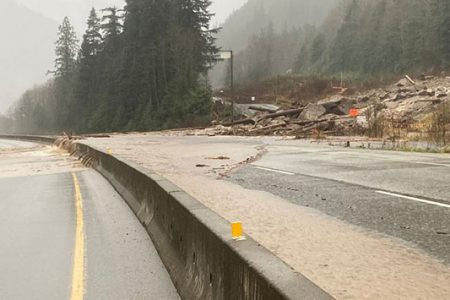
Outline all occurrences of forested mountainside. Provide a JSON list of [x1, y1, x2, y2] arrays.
[[0, 0, 56, 112], [297, 0, 450, 75], [217, 0, 339, 52], [6, 0, 217, 134], [228, 0, 450, 86], [2, 0, 449, 135]]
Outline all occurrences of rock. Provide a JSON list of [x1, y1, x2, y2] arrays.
[[356, 115, 368, 128], [416, 98, 442, 105], [436, 92, 448, 98], [436, 231, 449, 235], [426, 89, 435, 96], [318, 97, 356, 115], [417, 90, 429, 96], [393, 93, 407, 101], [396, 78, 411, 87], [298, 103, 326, 121], [398, 87, 415, 93], [385, 102, 399, 109], [358, 96, 370, 103], [414, 83, 427, 91], [379, 92, 390, 100]]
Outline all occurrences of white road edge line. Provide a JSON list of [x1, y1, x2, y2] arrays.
[[254, 166, 295, 176], [376, 191, 450, 208], [414, 161, 450, 167]]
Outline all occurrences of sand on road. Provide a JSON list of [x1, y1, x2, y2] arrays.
[[82, 133, 450, 300]]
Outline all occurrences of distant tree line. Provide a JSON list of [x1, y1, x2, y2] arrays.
[[4, 0, 218, 134], [216, 0, 338, 52], [232, 0, 450, 84], [210, 0, 337, 88]]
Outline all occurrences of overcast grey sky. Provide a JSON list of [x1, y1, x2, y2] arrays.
[[18, 0, 247, 32]]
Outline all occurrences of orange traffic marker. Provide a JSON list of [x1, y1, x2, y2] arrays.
[[349, 108, 360, 117]]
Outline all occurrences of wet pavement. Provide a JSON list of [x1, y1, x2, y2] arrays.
[[79, 134, 450, 299], [228, 141, 450, 263], [0, 139, 179, 300]]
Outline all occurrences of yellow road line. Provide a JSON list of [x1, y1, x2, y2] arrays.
[[71, 173, 85, 300]]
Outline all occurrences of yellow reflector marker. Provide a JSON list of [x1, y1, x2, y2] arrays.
[[231, 222, 245, 240], [107, 148, 112, 155]]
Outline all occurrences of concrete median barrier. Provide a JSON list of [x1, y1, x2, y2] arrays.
[[2, 135, 334, 300], [67, 141, 334, 300], [0, 134, 56, 144]]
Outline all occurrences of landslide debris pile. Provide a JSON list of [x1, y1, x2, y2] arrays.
[[210, 76, 450, 138]]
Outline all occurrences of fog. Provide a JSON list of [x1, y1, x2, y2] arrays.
[[210, 0, 247, 25], [0, 0, 246, 113]]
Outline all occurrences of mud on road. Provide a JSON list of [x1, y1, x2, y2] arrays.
[[81, 133, 450, 300]]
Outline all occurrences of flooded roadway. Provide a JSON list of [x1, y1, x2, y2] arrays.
[[0, 139, 179, 300]]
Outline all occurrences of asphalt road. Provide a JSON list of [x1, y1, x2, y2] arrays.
[[228, 140, 450, 264], [0, 139, 179, 300]]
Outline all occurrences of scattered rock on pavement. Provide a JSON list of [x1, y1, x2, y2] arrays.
[[205, 75, 449, 138]]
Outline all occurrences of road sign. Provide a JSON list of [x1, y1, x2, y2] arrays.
[[218, 51, 232, 60], [214, 51, 232, 61]]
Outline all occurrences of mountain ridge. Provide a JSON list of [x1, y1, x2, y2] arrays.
[[0, 1, 57, 112], [217, 0, 339, 52]]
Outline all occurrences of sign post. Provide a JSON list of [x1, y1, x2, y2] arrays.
[[216, 50, 234, 133]]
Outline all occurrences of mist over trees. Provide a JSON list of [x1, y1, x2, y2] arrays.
[[2, 0, 449, 134], [210, 0, 338, 87], [217, 0, 339, 52], [296, 0, 450, 76], [217, 0, 450, 87], [0, 0, 56, 112], [6, 0, 218, 134]]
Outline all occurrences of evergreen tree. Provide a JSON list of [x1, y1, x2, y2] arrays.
[[101, 7, 123, 40], [401, 0, 426, 70], [440, 1, 450, 69], [52, 17, 78, 131], [378, 1, 402, 72], [310, 33, 326, 66], [53, 17, 78, 77], [80, 8, 102, 60], [75, 8, 103, 131], [329, 0, 361, 73]]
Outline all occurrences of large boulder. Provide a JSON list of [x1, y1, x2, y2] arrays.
[[298, 103, 326, 121], [318, 97, 356, 115]]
